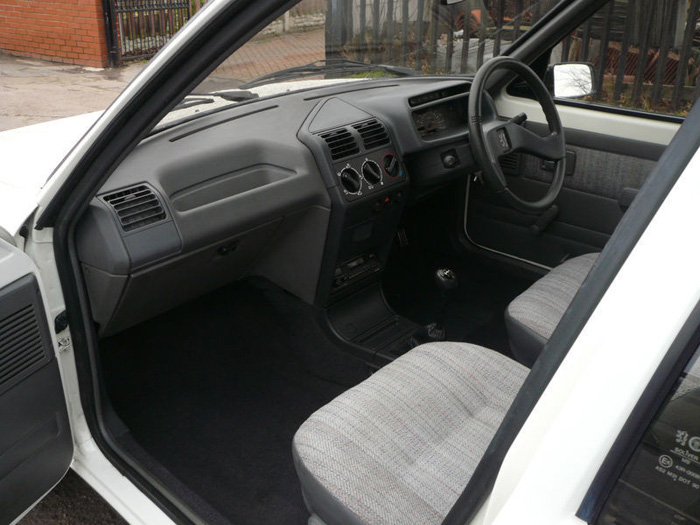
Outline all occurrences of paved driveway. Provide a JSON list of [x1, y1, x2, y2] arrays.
[[0, 54, 145, 131], [1, 26, 325, 132]]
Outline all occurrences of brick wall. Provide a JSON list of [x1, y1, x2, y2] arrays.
[[0, 0, 109, 67]]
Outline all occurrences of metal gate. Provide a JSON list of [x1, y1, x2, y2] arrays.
[[106, 0, 192, 65]]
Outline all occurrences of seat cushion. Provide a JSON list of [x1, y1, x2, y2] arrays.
[[292, 342, 529, 525], [506, 253, 598, 365]]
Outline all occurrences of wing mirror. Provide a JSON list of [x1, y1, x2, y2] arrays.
[[547, 63, 595, 99]]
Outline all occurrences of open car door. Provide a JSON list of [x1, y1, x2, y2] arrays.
[[0, 237, 73, 523]]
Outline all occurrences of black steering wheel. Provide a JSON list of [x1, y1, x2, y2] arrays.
[[468, 57, 566, 213]]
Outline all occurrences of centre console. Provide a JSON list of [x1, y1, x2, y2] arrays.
[[299, 98, 410, 307], [297, 98, 420, 361], [332, 251, 382, 293], [321, 118, 405, 198]]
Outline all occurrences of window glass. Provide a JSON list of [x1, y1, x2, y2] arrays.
[[596, 349, 700, 524], [550, 0, 700, 118]]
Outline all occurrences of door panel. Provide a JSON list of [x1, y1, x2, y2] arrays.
[[495, 93, 679, 146], [0, 240, 73, 524], [466, 125, 664, 268]]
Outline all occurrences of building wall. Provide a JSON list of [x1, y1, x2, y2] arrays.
[[0, 0, 108, 67]]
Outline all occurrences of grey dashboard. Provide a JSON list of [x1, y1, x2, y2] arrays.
[[76, 77, 476, 336]]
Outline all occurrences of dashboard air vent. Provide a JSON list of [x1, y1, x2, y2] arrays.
[[102, 185, 167, 232], [353, 119, 390, 150], [0, 304, 46, 390], [318, 127, 360, 161]]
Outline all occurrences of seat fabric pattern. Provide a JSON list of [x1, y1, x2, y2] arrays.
[[293, 342, 529, 525], [508, 253, 598, 342]]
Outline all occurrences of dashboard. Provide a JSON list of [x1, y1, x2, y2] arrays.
[[76, 77, 481, 336]]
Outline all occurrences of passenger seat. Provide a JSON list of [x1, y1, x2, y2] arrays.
[[505, 253, 598, 365]]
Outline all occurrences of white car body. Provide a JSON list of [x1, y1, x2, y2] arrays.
[[0, 112, 101, 236], [1, 0, 698, 524]]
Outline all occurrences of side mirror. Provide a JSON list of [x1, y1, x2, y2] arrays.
[[548, 63, 595, 99]]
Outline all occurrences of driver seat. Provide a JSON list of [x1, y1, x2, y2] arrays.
[[505, 253, 599, 365], [293, 342, 528, 525]]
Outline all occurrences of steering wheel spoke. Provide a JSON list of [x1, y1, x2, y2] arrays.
[[506, 124, 564, 161]]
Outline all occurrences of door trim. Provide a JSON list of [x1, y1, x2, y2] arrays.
[[462, 177, 553, 271]]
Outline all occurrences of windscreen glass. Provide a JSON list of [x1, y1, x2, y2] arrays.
[[160, 0, 563, 127]]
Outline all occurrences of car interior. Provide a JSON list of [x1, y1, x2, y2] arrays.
[[65, 3, 678, 524]]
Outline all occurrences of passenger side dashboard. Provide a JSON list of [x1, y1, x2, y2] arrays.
[[76, 78, 476, 336]]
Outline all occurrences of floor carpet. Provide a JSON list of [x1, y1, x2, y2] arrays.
[[100, 280, 368, 524]]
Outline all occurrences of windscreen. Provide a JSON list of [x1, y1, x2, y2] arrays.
[[160, 0, 564, 127]]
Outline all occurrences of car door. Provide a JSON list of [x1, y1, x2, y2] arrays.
[[0, 237, 73, 524], [465, 0, 686, 269], [465, 107, 674, 268]]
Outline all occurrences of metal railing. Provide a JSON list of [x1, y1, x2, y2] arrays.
[[325, 0, 559, 73], [326, 0, 700, 115], [560, 0, 700, 113], [107, 0, 191, 64]]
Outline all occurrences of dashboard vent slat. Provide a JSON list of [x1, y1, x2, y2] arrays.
[[102, 185, 167, 232], [318, 127, 360, 161], [0, 305, 46, 389], [353, 119, 390, 150]]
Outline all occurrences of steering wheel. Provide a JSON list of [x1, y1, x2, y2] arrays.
[[468, 57, 566, 213]]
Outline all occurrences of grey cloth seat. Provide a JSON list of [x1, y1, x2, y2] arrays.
[[293, 342, 529, 525], [505, 253, 598, 365]]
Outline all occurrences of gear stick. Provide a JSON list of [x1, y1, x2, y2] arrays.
[[433, 268, 458, 339], [409, 267, 458, 347]]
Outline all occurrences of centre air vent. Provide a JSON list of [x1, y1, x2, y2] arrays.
[[353, 119, 390, 150], [318, 127, 360, 161], [102, 184, 167, 232]]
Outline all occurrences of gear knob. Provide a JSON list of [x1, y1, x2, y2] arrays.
[[435, 268, 458, 292]]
